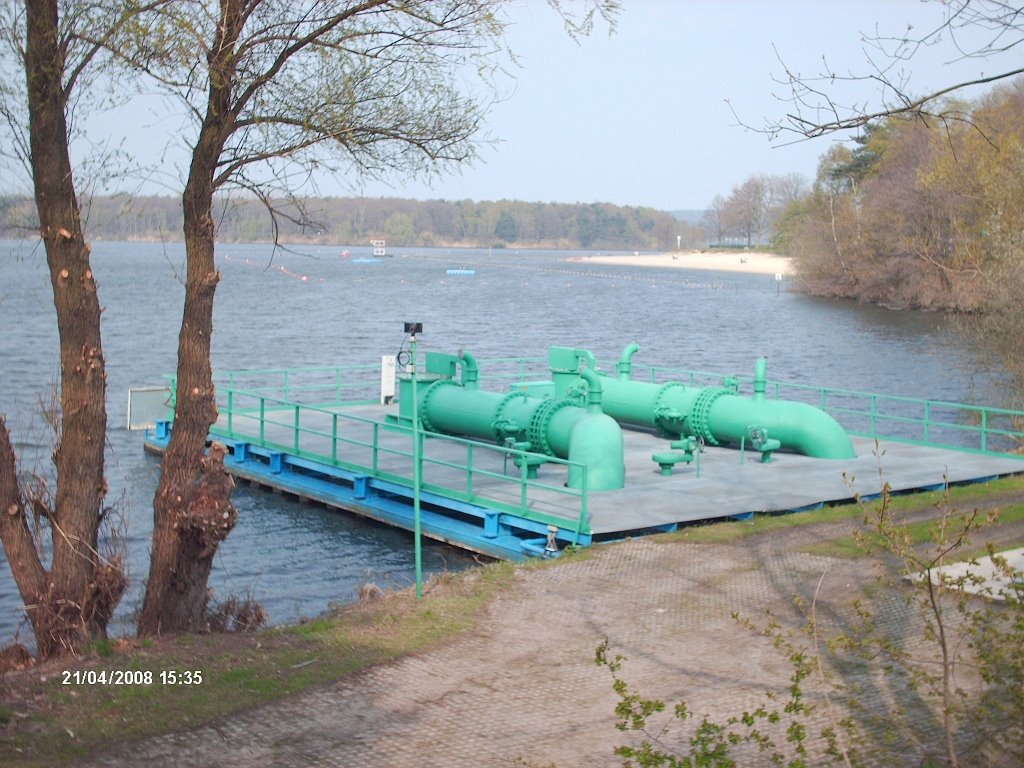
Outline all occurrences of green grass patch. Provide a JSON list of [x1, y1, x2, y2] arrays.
[[2, 560, 518, 768], [657, 504, 858, 545], [656, 474, 1024, 547], [805, 501, 1024, 559]]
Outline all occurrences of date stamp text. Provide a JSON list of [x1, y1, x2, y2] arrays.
[[61, 669, 203, 686]]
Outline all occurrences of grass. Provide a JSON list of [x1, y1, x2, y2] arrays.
[[658, 474, 1024, 549], [803, 500, 1024, 559], [0, 561, 517, 768]]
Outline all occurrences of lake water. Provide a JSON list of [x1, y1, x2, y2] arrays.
[[0, 239, 994, 646]]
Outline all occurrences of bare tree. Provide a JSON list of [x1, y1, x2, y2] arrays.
[[135, 0, 619, 635], [721, 175, 771, 247], [0, 0, 157, 658], [702, 194, 727, 246], [756, 0, 1024, 140], [768, 172, 808, 211]]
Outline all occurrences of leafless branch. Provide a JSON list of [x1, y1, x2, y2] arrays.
[[740, 0, 1024, 141]]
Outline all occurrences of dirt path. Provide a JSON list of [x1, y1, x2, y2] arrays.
[[83, 532, 881, 768]]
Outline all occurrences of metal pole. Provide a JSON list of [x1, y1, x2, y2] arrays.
[[410, 332, 423, 599]]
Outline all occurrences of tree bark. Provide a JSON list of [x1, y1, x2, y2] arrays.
[[0, 419, 51, 654], [137, 0, 244, 636], [0, 0, 125, 657]]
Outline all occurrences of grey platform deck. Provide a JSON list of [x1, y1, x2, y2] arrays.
[[217, 403, 1024, 538], [587, 431, 1023, 534]]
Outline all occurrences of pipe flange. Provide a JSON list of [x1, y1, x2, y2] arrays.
[[418, 379, 458, 433], [528, 398, 574, 456], [689, 387, 729, 446], [491, 391, 530, 441], [652, 382, 688, 436]]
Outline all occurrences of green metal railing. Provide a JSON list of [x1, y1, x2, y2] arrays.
[[200, 370, 590, 538], [216, 363, 384, 406]]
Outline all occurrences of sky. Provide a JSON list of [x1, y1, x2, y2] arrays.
[[78, 0, 1009, 212]]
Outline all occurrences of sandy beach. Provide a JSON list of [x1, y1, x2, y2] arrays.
[[578, 249, 793, 275]]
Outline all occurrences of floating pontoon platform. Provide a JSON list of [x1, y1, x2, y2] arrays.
[[143, 362, 1024, 561]]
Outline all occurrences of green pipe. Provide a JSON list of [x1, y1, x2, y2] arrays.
[[550, 346, 674, 429], [551, 345, 856, 460], [560, 366, 623, 488], [702, 393, 855, 458], [578, 366, 603, 411], [753, 356, 767, 400], [616, 341, 641, 381], [401, 352, 624, 490], [425, 350, 479, 389]]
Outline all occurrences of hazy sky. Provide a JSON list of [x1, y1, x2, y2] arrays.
[[84, 0, 1005, 212], [348, 0, 1001, 210]]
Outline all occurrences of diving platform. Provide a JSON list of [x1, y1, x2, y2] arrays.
[[141, 352, 1024, 562]]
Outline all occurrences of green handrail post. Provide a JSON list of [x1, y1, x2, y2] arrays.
[[227, 388, 234, 435], [410, 330, 423, 600], [573, 463, 588, 545], [259, 397, 266, 443], [981, 409, 988, 452], [466, 443, 474, 497], [372, 422, 379, 473], [870, 394, 877, 436], [293, 405, 300, 452], [520, 457, 528, 511], [331, 413, 338, 463], [924, 401, 931, 443]]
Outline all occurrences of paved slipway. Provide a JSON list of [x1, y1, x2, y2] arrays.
[[87, 532, 907, 768]]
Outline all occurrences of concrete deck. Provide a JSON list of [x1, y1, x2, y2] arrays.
[[585, 431, 1024, 534], [209, 403, 1024, 544]]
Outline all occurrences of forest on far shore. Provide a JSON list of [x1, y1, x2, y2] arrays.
[[0, 194, 704, 252]]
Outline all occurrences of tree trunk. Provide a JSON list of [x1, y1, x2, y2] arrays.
[[136, 192, 237, 633], [137, 0, 244, 636], [0, 0, 125, 657], [0, 419, 50, 655]]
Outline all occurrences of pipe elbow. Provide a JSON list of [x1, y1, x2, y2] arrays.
[[758, 401, 855, 459], [578, 366, 604, 412], [617, 342, 641, 380], [567, 411, 625, 490], [458, 350, 479, 389]]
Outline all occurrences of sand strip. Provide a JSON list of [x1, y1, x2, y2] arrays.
[[577, 250, 792, 275]]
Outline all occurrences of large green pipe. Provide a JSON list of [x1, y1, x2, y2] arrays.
[[549, 345, 856, 460], [400, 352, 625, 490]]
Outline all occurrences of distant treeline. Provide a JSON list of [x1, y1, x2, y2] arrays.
[[0, 194, 703, 251]]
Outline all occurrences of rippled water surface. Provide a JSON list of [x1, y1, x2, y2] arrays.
[[0, 240, 990, 644]]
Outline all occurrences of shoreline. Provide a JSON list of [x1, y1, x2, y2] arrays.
[[577, 250, 793, 275]]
